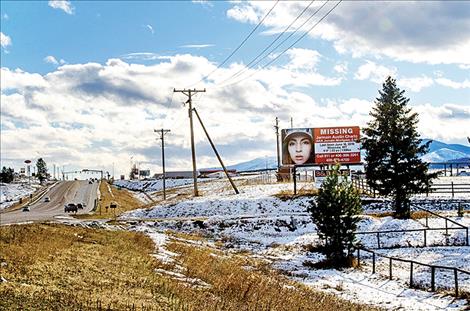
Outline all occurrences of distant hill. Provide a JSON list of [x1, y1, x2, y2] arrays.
[[208, 139, 470, 172]]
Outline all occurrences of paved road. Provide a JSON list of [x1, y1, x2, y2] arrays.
[[0, 180, 99, 225]]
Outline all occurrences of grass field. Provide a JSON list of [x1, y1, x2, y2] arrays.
[[0, 223, 379, 311]]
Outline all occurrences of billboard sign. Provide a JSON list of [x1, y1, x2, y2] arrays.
[[314, 126, 360, 164], [281, 128, 314, 165]]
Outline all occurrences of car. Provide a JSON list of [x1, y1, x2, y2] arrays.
[[76, 203, 83, 209], [88, 180, 93, 184], [22, 206, 30, 212], [44, 197, 50, 202], [64, 203, 77, 213]]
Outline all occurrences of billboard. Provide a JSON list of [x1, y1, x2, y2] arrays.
[[281, 128, 315, 165], [281, 126, 361, 165], [314, 126, 361, 164]]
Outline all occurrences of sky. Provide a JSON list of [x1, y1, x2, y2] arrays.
[[1, 0, 469, 177]]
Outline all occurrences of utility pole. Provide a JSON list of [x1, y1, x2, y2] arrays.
[[290, 117, 293, 128], [155, 128, 170, 200], [173, 88, 206, 196], [274, 117, 280, 169]]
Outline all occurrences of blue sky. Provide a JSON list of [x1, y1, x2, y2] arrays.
[[1, 1, 469, 176]]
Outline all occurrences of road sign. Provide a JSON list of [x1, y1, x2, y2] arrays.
[[313, 126, 361, 164]]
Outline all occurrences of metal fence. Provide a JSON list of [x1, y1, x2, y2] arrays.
[[356, 204, 469, 248], [355, 246, 470, 297]]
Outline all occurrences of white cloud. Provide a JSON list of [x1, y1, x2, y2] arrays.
[[227, 1, 470, 65], [2, 14, 9, 20], [48, 1, 74, 14], [285, 48, 321, 70], [44, 55, 59, 65], [354, 61, 397, 84], [1, 32, 12, 48], [398, 76, 434, 92], [435, 78, 470, 89], [333, 62, 348, 75], [192, 0, 214, 8], [146, 24, 154, 34], [180, 44, 214, 48]]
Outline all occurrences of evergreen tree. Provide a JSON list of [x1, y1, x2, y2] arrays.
[[362, 77, 437, 219], [309, 164, 362, 267], [36, 158, 48, 183], [0, 167, 14, 183]]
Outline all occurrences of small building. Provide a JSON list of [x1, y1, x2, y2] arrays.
[[154, 171, 197, 179], [199, 169, 238, 178]]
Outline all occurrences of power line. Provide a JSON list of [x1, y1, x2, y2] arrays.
[[191, 0, 279, 87], [218, 0, 317, 86], [221, 0, 342, 88]]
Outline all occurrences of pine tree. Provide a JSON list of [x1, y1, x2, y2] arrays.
[[0, 167, 14, 183], [362, 77, 437, 219], [36, 158, 48, 183], [309, 163, 362, 267]]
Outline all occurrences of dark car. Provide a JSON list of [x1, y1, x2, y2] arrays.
[[64, 203, 77, 213], [76, 203, 83, 209], [44, 197, 50, 202], [22, 205, 30, 212]]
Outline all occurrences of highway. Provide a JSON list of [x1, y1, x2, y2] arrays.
[[0, 180, 99, 225]]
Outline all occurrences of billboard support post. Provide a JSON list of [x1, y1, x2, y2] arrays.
[[274, 117, 280, 170], [293, 165, 297, 195]]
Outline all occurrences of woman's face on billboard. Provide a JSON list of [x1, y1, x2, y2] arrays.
[[288, 135, 312, 165]]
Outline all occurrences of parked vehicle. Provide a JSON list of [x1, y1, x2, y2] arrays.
[[64, 203, 78, 213], [22, 205, 30, 212], [44, 197, 50, 202], [76, 203, 83, 209]]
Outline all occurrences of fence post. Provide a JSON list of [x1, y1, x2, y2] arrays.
[[454, 269, 459, 297], [424, 229, 427, 247], [389, 258, 393, 280], [431, 266, 435, 292], [425, 213, 428, 228], [357, 248, 360, 266], [372, 253, 376, 274], [466, 228, 469, 246], [377, 232, 381, 249], [445, 219, 448, 236], [451, 181, 454, 198], [410, 262, 414, 287]]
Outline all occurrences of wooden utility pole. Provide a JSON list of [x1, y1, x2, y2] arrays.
[[274, 117, 280, 169], [155, 129, 170, 200], [173, 88, 206, 196]]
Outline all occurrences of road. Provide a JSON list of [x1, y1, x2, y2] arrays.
[[0, 180, 99, 225]]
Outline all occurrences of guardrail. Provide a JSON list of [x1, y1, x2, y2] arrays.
[[355, 246, 470, 297]]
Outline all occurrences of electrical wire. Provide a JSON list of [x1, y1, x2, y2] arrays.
[[217, 0, 317, 86], [190, 0, 279, 87], [221, 0, 342, 89]]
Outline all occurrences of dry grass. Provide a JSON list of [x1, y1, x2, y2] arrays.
[[0, 224, 380, 311], [274, 188, 319, 200], [161, 238, 379, 311], [0, 223, 173, 310]]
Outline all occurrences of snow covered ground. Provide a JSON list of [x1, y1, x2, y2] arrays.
[[121, 177, 470, 311], [0, 182, 41, 210]]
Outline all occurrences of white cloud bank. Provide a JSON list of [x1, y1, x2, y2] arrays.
[[1, 53, 468, 176]]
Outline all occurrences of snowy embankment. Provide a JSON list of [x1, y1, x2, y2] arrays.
[[113, 178, 196, 192], [122, 177, 470, 311], [0, 182, 40, 210]]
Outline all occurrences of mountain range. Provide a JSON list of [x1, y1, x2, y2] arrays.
[[221, 139, 470, 172]]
